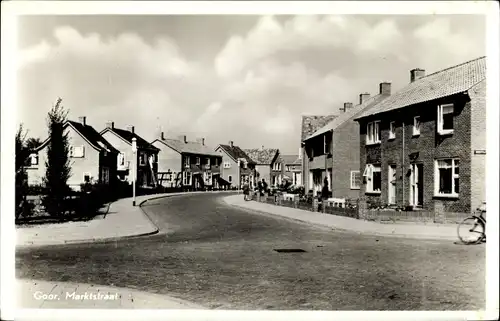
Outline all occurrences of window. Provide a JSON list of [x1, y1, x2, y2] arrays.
[[139, 152, 146, 166], [413, 116, 421, 136], [435, 159, 459, 197], [70, 146, 85, 158], [389, 121, 396, 140], [223, 161, 231, 169], [214, 158, 219, 166], [324, 135, 331, 154], [118, 153, 125, 167], [228, 175, 232, 182], [101, 167, 110, 184], [366, 121, 381, 145], [437, 104, 454, 135], [83, 172, 91, 183], [364, 164, 381, 193], [183, 171, 192, 185], [184, 156, 190, 167], [206, 158, 210, 166], [350, 171, 361, 190], [29, 153, 39, 166], [196, 157, 201, 165], [243, 161, 247, 169]]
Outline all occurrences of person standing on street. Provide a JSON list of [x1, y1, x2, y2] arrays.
[[243, 179, 250, 201]]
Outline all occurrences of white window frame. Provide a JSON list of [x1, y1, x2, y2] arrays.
[[101, 167, 110, 184], [413, 116, 421, 136], [206, 157, 210, 166], [388, 165, 397, 204], [224, 161, 231, 169], [350, 170, 360, 190], [365, 164, 381, 194], [196, 157, 201, 165], [228, 175, 232, 182], [184, 156, 190, 168], [29, 153, 39, 166], [366, 121, 381, 145], [437, 104, 454, 135], [434, 158, 459, 197], [389, 121, 396, 140], [183, 171, 192, 185], [70, 145, 85, 158], [118, 152, 126, 167]]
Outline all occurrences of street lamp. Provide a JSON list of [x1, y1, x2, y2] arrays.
[[132, 137, 137, 206]]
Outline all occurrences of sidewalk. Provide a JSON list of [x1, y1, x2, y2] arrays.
[[223, 195, 459, 241], [16, 191, 235, 247], [17, 279, 204, 309]]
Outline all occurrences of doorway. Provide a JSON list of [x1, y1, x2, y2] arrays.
[[388, 165, 397, 204], [409, 163, 423, 207]]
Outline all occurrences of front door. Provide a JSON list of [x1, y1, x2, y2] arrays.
[[388, 165, 396, 204], [410, 163, 423, 207]]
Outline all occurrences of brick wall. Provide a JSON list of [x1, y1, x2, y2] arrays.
[[359, 92, 474, 215]]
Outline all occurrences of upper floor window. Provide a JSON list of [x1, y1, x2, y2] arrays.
[[413, 116, 421, 136], [223, 161, 231, 169], [29, 153, 39, 166], [206, 157, 210, 166], [435, 158, 459, 197], [118, 153, 125, 166], [437, 104, 454, 135], [389, 121, 396, 140], [243, 161, 247, 169], [366, 121, 381, 145], [70, 145, 85, 158], [184, 156, 190, 167], [214, 158, 219, 166], [196, 157, 201, 165], [139, 152, 147, 166]]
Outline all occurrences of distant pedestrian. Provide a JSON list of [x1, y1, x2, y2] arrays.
[[243, 180, 250, 201], [321, 177, 329, 201], [262, 179, 268, 196]]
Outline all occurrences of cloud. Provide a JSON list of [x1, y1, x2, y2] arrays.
[[18, 15, 485, 154]]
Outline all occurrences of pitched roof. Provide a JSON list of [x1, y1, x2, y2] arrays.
[[155, 138, 221, 157], [218, 144, 256, 164], [102, 127, 159, 151], [35, 120, 119, 153], [301, 115, 337, 142], [305, 93, 391, 141], [355, 56, 486, 120], [281, 154, 300, 165], [244, 148, 279, 165]]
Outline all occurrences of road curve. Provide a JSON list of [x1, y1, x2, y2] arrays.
[[16, 193, 485, 310]]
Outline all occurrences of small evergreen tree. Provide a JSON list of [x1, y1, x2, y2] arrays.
[[43, 98, 72, 217]]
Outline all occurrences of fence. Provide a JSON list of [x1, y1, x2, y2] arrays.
[[359, 208, 470, 224]]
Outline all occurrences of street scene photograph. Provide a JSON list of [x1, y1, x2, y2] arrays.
[[4, 2, 498, 317]]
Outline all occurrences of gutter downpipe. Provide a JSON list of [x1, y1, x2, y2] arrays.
[[402, 120, 405, 206]]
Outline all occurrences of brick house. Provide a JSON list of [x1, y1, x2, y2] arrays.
[[26, 117, 119, 191], [151, 133, 223, 190], [303, 83, 392, 199], [215, 141, 256, 189], [100, 122, 159, 187], [300, 115, 337, 191], [354, 56, 486, 216], [244, 147, 280, 187], [281, 155, 302, 186]]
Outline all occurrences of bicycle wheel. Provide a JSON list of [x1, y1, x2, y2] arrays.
[[457, 216, 485, 244]]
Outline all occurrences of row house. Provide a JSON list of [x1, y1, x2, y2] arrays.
[[300, 115, 337, 191], [215, 141, 257, 189], [244, 147, 280, 186], [303, 83, 392, 198], [26, 117, 119, 191], [152, 133, 223, 189], [281, 154, 302, 186], [100, 122, 160, 187], [354, 56, 486, 214]]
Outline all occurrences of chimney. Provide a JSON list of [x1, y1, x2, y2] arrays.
[[339, 102, 353, 113], [178, 135, 187, 143], [359, 93, 371, 105], [410, 68, 425, 83], [160, 131, 165, 140], [105, 121, 114, 129], [126, 125, 135, 134], [78, 116, 86, 126], [379, 82, 391, 95], [261, 145, 265, 150], [229, 141, 234, 148], [196, 137, 205, 146]]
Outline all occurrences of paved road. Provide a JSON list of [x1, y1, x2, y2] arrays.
[[16, 193, 485, 310]]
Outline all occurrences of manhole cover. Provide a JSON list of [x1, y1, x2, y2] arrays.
[[273, 249, 306, 253]]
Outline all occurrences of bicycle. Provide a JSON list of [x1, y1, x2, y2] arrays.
[[457, 204, 486, 245]]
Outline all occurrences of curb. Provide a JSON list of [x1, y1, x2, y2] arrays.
[[224, 197, 459, 242]]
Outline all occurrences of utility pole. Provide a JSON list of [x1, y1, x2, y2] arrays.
[[132, 138, 137, 206]]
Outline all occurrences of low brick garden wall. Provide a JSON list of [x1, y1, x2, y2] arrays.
[[360, 208, 469, 224]]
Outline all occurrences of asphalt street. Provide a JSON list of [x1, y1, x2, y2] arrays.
[[16, 193, 486, 310]]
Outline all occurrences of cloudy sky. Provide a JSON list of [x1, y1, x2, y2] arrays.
[[17, 14, 485, 154]]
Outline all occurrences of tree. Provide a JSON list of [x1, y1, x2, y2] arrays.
[[43, 98, 72, 217], [15, 124, 29, 219], [25, 137, 43, 151]]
